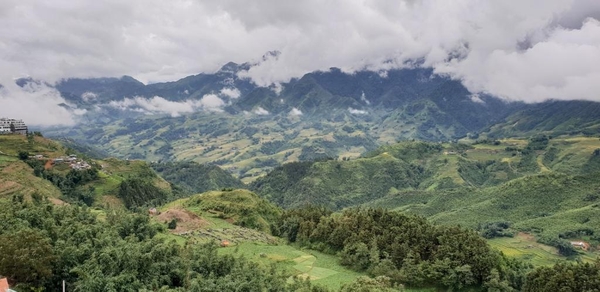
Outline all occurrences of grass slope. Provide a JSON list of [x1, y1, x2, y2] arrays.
[[0, 135, 65, 199], [0, 134, 175, 207], [154, 191, 364, 290]]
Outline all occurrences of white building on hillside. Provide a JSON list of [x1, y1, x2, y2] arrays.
[[0, 118, 28, 135]]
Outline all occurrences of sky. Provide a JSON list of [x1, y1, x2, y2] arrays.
[[1, 0, 600, 125]]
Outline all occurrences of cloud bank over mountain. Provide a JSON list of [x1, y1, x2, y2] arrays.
[[1, 0, 599, 124]]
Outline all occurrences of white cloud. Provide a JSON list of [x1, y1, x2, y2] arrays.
[[198, 94, 226, 111], [220, 87, 241, 99], [270, 83, 284, 95], [81, 91, 97, 102], [360, 91, 371, 105], [254, 106, 269, 115], [289, 107, 303, 116], [107, 94, 225, 116], [73, 108, 88, 115], [348, 107, 368, 115], [0, 81, 76, 126], [0, 0, 598, 106], [469, 93, 484, 103]]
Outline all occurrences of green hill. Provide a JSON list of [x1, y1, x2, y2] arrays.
[[250, 144, 435, 210], [252, 136, 600, 210], [0, 134, 69, 200], [250, 140, 527, 209], [182, 189, 281, 233], [251, 136, 600, 260], [366, 173, 600, 242], [151, 161, 244, 194], [0, 133, 178, 208], [484, 100, 600, 138]]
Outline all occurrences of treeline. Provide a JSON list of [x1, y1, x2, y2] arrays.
[[273, 206, 600, 291], [0, 197, 325, 292]]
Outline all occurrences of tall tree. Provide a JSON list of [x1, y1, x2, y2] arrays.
[[0, 229, 56, 287]]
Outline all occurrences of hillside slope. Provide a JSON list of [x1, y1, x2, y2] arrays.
[[484, 100, 600, 138], [252, 137, 584, 209], [0, 134, 178, 208], [151, 161, 244, 194], [0, 135, 67, 200]]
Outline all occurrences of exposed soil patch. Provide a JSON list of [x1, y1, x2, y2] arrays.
[[44, 159, 53, 170], [156, 208, 209, 233]]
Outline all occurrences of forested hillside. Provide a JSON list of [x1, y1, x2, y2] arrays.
[[152, 161, 244, 194], [253, 136, 600, 262]]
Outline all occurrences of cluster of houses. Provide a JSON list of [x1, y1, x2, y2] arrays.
[[0, 118, 28, 135], [32, 154, 92, 171], [54, 154, 92, 170]]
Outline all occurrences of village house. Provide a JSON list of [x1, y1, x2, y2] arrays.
[[0, 118, 28, 135], [570, 241, 590, 251]]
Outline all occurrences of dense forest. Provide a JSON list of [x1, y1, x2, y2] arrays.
[[2, 186, 600, 291], [0, 197, 327, 292], [274, 206, 600, 291]]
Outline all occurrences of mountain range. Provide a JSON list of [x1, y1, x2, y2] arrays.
[[13, 61, 600, 182]]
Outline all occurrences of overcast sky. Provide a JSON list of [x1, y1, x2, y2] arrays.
[[1, 0, 600, 125]]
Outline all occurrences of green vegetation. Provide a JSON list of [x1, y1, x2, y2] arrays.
[[152, 161, 244, 194], [184, 189, 281, 233], [117, 177, 169, 209], [251, 137, 600, 256], [0, 198, 324, 291], [485, 100, 600, 138], [251, 142, 442, 209], [275, 206, 532, 291], [3, 133, 600, 291], [219, 242, 364, 290], [523, 260, 600, 292], [0, 133, 181, 208]]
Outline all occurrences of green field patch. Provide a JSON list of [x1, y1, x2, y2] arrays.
[[219, 242, 362, 290], [488, 233, 563, 266]]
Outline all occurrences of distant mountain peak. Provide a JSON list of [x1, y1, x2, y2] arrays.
[[119, 75, 144, 85], [219, 62, 240, 73]]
